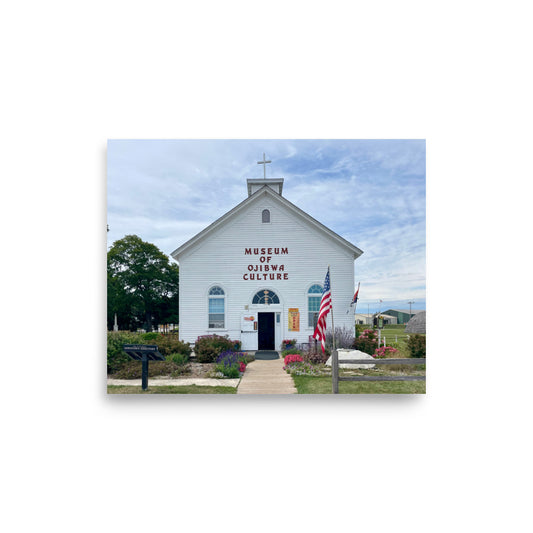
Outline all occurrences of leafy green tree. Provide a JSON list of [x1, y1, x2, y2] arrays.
[[107, 235, 179, 331]]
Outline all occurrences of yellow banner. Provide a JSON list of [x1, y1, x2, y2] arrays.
[[288, 308, 300, 332]]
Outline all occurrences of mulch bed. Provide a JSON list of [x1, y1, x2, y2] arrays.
[[109, 360, 216, 380]]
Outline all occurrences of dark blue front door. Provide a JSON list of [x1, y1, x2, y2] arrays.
[[258, 312, 275, 350]]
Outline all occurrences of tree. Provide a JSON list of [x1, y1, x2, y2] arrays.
[[107, 235, 179, 331]]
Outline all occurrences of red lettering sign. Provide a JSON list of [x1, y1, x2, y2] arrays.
[[243, 248, 289, 281]]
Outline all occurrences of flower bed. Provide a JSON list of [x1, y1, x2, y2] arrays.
[[283, 353, 304, 366], [284, 361, 324, 376], [215, 350, 247, 378], [282, 339, 297, 350]]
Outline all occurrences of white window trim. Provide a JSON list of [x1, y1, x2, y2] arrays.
[[306, 282, 323, 330], [207, 284, 226, 330]]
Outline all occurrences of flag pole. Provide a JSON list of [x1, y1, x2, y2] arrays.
[[353, 281, 360, 337], [329, 265, 339, 394]]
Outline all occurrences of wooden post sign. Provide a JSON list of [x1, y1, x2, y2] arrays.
[[122, 344, 165, 390]]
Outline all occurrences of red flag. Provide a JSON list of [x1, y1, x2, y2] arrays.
[[313, 268, 332, 353], [351, 282, 360, 306]]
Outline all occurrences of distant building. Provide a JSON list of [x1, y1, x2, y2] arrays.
[[356, 313, 401, 326], [355, 313, 373, 325], [383, 309, 423, 325], [372, 313, 397, 326]]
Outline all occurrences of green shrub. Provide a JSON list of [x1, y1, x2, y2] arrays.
[[215, 363, 240, 378], [194, 334, 237, 363], [166, 352, 189, 365], [304, 349, 329, 364], [107, 331, 144, 374], [353, 329, 379, 355], [141, 332, 159, 341], [355, 324, 367, 337], [145, 335, 191, 357], [107, 331, 192, 374], [281, 348, 302, 357], [407, 334, 426, 358]]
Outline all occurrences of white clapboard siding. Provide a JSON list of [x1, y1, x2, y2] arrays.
[[174, 186, 362, 348]]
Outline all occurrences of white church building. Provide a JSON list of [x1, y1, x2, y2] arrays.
[[171, 172, 363, 351]]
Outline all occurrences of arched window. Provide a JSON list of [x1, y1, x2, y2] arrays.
[[208, 286, 225, 328], [308, 284, 323, 327], [252, 289, 280, 305], [262, 209, 270, 223]]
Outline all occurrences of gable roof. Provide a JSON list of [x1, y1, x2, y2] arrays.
[[170, 184, 363, 260], [384, 309, 424, 315]]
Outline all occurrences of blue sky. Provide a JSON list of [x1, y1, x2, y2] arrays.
[[107, 139, 426, 315]]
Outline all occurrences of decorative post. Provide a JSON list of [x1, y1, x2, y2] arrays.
[[113, 313, 118, 331], [332, 348, 339, 394], [141, 353, 148, 390]]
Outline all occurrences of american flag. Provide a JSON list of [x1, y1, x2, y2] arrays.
[[313, 268, 332, 353]]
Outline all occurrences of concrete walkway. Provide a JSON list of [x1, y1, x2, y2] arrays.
[[237, 357, 297, 394]]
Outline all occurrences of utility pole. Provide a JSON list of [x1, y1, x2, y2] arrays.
[[408, 301, 414, 321]]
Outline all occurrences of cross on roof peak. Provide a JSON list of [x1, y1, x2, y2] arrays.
[[257, 152, 272, 179]]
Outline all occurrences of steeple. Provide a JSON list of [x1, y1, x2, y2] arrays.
[[247, 153, 284, 196], [247, 177, 284, 197]]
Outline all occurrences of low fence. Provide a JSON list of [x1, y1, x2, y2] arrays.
[[331, 350, 426, 394]]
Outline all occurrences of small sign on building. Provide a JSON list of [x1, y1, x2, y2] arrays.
[[240, 314, 256, 331]]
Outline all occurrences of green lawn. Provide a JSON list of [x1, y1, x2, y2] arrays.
[[292, 375, 426, 394], [379, 326, 411, 343], [107, 385, 237, 394]]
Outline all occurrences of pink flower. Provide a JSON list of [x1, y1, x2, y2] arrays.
[[373, 346, 398, 359], [284, 354, 304, 365]]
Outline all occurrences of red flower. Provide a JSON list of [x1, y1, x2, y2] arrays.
[[283, 354, 304, 365]]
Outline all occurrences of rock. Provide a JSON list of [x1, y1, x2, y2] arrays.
[[405, 311, 426, 334], [326, 349, 375, 369]]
